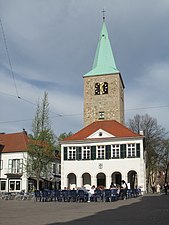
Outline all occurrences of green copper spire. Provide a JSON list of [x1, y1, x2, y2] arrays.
[[84, 20, 119, 77]]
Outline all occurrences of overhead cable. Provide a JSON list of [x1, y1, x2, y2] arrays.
[[0, 17, 20, 98]]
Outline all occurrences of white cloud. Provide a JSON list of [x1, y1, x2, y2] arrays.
[[0, 0, 169, 135]]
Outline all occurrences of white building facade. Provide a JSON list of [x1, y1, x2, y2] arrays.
[[61, 121, 146, 192], [0, 132, 28, 192], [0, 131, 61, 192], [0, 151, 28, 192]]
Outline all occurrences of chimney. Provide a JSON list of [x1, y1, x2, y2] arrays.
[[22, 128, 27, 135], [139, 130, 144, 136]]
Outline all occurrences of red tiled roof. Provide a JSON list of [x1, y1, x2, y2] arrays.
[[0, 132, 28, 153], [64, 120, 141, 141]]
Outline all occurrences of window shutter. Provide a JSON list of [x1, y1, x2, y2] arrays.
[[0, 160, 3, 170], [8, 159, 12, 173], [91, 146, 96, 160], [52, 163, 56, 174], [19, 159, 23, 173], [136, 144, 140, 157], [106, 145, 111, 159], [64, 147, 68, 160], [120, 144, 126, 158], [76, 147, 82, 160]]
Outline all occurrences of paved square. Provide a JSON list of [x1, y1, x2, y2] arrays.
[[0, 194, 168, 225]]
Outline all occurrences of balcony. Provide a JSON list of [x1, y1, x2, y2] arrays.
[[4, 168, 23, 178]]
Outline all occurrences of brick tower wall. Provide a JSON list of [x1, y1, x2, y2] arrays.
[[83, 73, 124, 127]]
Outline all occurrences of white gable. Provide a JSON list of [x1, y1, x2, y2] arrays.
[[87, 129, 115, 139]]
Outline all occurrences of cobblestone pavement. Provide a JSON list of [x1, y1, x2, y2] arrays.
[[0, 194, 168, 225]]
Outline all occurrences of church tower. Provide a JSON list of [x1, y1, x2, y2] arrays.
[[83, 17, 125, 127]]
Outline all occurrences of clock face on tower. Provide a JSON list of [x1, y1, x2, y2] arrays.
[[95, 82, 108, 95]]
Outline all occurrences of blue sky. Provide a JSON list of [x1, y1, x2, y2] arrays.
[[0, 0, 169, 136]]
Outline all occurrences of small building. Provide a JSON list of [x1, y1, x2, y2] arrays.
[[0, 131, 28, 192], [0, 131, 60, 192], [61, 120, 146, 191]]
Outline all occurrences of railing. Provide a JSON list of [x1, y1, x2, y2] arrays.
[[0, 191, 34, 200], [4, 168, 23, 174]]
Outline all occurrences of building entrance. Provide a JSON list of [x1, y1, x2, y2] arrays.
[[97, 173, 106, 187]]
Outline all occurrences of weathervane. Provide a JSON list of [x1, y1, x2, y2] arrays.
[[102, 9, 106, 21]]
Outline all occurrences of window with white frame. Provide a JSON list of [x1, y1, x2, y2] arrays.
[[97, 145, 105, 159], [8, 159, 23, 173], [0, 180, 6, 191], [127, 143, 136, 157], [9, 180, 21, 191], [82, 146, 91, 159], [112, 144, 120, 158], [52, 163, 60, 174], [68, 147, 76, 160]]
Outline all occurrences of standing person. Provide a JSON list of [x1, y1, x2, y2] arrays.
[[120, 180, 128, 200], [87, 185, 95, 202], [164, 182, 168, 195], [116, 184, 121, 199], [156, 183, 161, 194], [151, 182, 156, 194]]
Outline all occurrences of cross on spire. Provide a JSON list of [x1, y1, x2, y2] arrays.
[[102, 9, 106, 21]]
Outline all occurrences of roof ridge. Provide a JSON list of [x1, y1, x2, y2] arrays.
[[63, 120, 142, 141]]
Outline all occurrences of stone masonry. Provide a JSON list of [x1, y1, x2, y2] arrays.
[[83, 73, 124, 127]]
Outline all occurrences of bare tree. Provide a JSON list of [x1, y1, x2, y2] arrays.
[[158, 139, 169, 183], [128, 114, 166, 191], [27, 92, 56, 190]]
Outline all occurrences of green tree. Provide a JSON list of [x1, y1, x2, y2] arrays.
[[27, 92, 56, 190], [128, 114, 166, 191], [56, 132, 73, 153], [58, 132, 73, 142]]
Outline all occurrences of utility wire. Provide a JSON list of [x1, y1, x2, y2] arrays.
[[126, 105, 169, 111], [0, 113, 82, 124], [0, 18, 62, 117], [0, 91, 19, 99], [0, 118, 32, 124], [0, 17, 20, 98], [0, 87, 169, 122], [0, 114, 81, 124], [0, 18, 168, 124], [0, 90, 62, 116], [0, 104, 168, 124]]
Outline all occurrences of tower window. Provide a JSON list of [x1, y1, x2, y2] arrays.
[[95, 82, 108, 95], [99, 111, 104, 120], [95, 83, 100, 95]]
